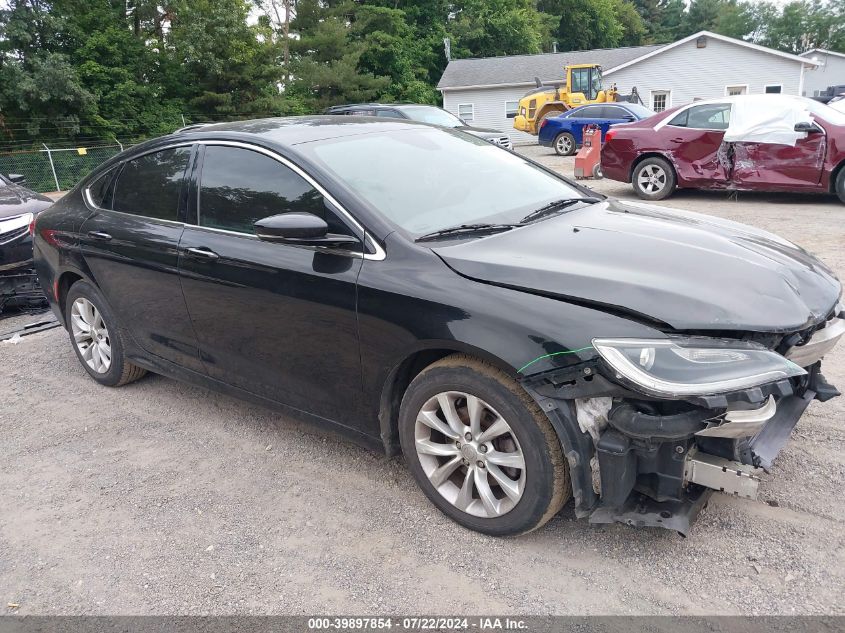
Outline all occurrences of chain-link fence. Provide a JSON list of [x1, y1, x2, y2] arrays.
[[0, 143, 129, 193]]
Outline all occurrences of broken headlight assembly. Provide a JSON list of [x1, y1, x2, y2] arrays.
[[592, 337, 806, 398]]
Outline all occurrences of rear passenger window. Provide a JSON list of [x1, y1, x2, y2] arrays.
[[602, 106, 627, 118], [87, 168, 117, 208], [577, 106, 602, 118], [198, 146, 353, 237], [111, 147, 190, 220], [670, 104, 731, 130]]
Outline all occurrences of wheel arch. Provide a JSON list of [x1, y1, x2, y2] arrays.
[[830, 159, 845, 194], [629, 151, 677, 183], [377, 342, 517, 456], [56, 270, 86, 319]]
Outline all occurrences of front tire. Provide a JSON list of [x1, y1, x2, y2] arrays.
[[553, 132, 576, 156], [835, 168, 845, 204], [632, 156, 676, 200], [399, 355, 570, 536], [65, 281, 147, 387]]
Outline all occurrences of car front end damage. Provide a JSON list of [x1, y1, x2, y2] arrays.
[[1, 212, 46, 312], [520, 303, 844, 535]]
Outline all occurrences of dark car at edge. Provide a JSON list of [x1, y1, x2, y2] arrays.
[[33, 117, 843, 536], [1, 172, 53, 311], [324, 103, 513, 149]]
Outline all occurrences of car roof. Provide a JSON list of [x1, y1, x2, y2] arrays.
[[172, 115, 431, 146], [328, 103, 405, 110], [569, 103, 632, 112]]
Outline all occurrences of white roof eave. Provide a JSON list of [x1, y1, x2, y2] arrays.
[[605, 31, 821, 76]]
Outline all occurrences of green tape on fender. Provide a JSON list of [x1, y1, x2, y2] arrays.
[[517, 346, 595, 374]]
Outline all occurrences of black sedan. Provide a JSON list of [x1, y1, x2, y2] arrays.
[[33, 117, 843, 536], [324, 103, 513, 149], [1, 173, 53, 310]]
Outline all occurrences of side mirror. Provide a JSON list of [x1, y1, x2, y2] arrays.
[[622, 115, 636, 122], [7, 174, 27, 185], [794, 121, 820, 133], [254, 212, 359, 248]]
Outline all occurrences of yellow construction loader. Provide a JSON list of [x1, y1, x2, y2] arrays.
[[513, 63, 639, 135]]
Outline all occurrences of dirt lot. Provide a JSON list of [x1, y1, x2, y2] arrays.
[[1, 146, 844, 615]]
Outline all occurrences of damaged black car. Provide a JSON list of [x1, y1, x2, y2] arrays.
[[1, 173, 53, 313], [33, 118, 843, 536]]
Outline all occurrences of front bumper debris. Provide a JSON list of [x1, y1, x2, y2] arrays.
[[785, 316, 844, 367], [521, 353, 839, 536], [683, 449, 760, 499], [0, 268, 46, 313]]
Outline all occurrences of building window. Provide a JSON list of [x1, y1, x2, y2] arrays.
[[765, 84, 782, 94], [458, 104, 474, 123], [651, 90, 670, 113], [725, 85, 748, 96], [505, 101, 519, 119]]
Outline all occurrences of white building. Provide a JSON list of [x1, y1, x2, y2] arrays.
[[438, 31, 820, 144], [799, 49, 845, 97]]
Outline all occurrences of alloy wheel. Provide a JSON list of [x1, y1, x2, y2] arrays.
[[637, 164, 667, 194], [556, 135, 573, 155], [414, 391, 526, 518], [70, 297, 112, 374]]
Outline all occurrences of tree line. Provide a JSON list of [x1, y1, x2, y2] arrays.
[[1, 0, 843, 148]]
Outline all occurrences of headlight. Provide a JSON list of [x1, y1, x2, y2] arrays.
[[592, 337, 806, 398]]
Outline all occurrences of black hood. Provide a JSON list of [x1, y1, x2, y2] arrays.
[[0, 184, 53, 220], [433, 199, 841, 333]]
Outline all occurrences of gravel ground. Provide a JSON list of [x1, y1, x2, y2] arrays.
[[1, 146, 844, 615]]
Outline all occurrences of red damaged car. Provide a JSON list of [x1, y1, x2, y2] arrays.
[[601, 95, 845, 203]]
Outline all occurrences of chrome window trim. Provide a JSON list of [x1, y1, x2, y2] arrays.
[[82, 141, 195, 227], [82, 138, 387, 261], [183, 222, 366, 260], [196, 140, 385, 261]]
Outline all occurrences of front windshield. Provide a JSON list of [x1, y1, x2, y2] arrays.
[[397, 106, 464, 128], [303, 128, 587, 237]]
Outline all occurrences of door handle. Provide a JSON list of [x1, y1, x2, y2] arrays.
[[184, 247, 219, 260], [87, 231, 112, 241]]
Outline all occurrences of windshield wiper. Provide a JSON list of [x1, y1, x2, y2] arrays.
[[520, 197, 601, 224], [416, 223, 520, 243]]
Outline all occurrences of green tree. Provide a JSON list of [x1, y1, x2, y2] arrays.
[[654, 0, 685, 42], [713, 1, 758, 40], [450, 0, 554, 57], [612, 0, 647, 45], [680, 0, 722, 36], [0, 0, 96, 142], [290, 0, 390, 109], [539, 0, 646, 50]]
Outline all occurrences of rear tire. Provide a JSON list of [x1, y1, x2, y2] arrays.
[[553, 132, 576, 156], [632, 156, 676, 200], [65, 281, 147, 387], [399, 354, 570, 536], [835, 167, 845, 204]]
